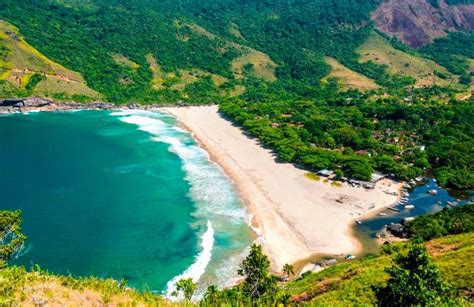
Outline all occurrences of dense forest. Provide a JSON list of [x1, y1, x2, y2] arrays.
[[220, 90, 474, 189], [1, 0, 472, 102], [0, 0, 473, 188]]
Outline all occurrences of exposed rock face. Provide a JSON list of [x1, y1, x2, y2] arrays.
[[0, 97, 186, 114], [372, 0, 474, 48]]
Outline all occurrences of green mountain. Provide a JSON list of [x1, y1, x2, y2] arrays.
[[0, 0, 473, 188], [0, 0, 472, 103]]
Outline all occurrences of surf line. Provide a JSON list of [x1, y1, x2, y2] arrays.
[[165, 220, 215, 299]]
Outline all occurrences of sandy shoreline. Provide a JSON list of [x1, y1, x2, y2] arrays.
[[163, 105, 402, 270], [2, 101, 402, 270]]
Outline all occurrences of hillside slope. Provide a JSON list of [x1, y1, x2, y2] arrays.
[[286, 233, 474, 304], [1, 0, 471, 103], [357, 31, 458, 87], [0, 20, 101, 101]]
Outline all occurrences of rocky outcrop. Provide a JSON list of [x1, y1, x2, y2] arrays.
[[376, 222, 410, 239], [372, 0, 474, 48], [0, 97, 189, 114], [1, 97, 53, 108]]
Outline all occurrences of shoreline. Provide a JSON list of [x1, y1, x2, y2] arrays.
[[2, 100, 403, 270], [0, 97, 185, 114], [162, 105, 403, 270]]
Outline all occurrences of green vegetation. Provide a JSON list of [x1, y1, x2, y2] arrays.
[[406, 203, 474, 241], [238, 244, 277, 299], [284, 234, 473, 305], [421, 31, 474, 85], [0, 20, 100, 101], [172, 278, 196, 301], [376, 245, 457, 306], [220, 91, 473, 188], [283, 263, 295, 279], [358, 32, 456, 88], [2, 203, 474, 305], [1, 1, 472, 187], [0, 210, 26, 268], [0, 265, 165, 305], [1, 0, 469, 104]]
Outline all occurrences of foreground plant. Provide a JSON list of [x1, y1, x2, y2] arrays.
[[376, 245, 456, 306], [238, 244, 278, 299], [172, 278, 196, 301]]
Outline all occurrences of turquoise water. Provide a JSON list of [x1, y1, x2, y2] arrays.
[[0, 110, 253, 294]]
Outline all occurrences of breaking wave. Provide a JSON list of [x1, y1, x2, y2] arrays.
[[111, 110, 251, 293], [165, 220, 214, 298]]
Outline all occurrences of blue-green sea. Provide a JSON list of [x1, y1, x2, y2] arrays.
[[0, 110, 253, 294]]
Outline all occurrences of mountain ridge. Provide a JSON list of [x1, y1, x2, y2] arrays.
[[0, 0, 472, 103]]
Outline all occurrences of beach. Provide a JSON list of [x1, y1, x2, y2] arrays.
[[164, 105, 402, 270]]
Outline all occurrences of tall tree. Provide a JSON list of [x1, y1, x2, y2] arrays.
[[238, 244, 277, 299], [376, 245, 455, 306]]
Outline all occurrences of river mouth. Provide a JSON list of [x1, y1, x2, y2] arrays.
[[353, 179, 473, 255], [1, 110, 253, 293]]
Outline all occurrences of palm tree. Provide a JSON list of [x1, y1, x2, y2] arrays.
[[282, 263, 295, 279], [172, 278, 196, 301], [204, 285, 219, 304]]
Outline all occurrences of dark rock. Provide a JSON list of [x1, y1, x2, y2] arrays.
[[387, 223, 407, 238], [0, 98, 25, 107], [23, 97, 52, 107], [314, 259, 338, 267], [372, 0, 474, 48]]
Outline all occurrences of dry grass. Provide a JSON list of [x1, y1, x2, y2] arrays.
[[324, 57, 379, 91], [188, 23, 216, 40], [358, 32, 456, 87], [0, 19, 100, 99], [4, 269, 169, 306], [186, 21, 277, 83], [229, 84, 246, 97], [146, 53, 169, 90], [112, 53, 140, 70], [34, 76, 101, 98], [171, 69, 227, 91], [231, 50, 277, 82], [229, 22, 244, 40], [146, 53, 228, 92]]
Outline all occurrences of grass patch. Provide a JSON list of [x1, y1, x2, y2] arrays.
[[0, 19, 99, 99], [111, 53, 140, 70], [358, 32, 457, 88], [231, 50, 277, 82], [229, 22, 244, 40], [324, 57, 379, 91], [33, 76, 100, 100], [0, 265, 166, 306], [285, 233, 474, 305], [304, 172, 321, 181]]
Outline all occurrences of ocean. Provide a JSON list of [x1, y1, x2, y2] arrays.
[[0, 110, 253, 294]]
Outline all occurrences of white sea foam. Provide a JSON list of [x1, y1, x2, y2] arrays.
[[112, 110, 251, 294], [114, 112, 246, 221], [165, 220, 214, 299]]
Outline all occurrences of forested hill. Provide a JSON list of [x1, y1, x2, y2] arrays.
[[0, 0, 473, 103], [0, 0, 473, 189]]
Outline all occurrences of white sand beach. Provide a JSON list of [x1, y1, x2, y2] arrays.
[[163, 105, 401, 270]]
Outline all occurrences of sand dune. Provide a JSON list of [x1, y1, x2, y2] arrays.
[[163, 105, 401, 269]]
